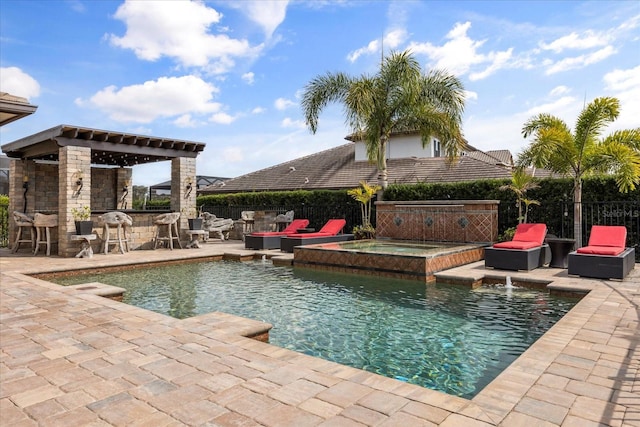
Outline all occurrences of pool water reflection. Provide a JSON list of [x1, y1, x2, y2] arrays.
[[54, 260, 577, 399]]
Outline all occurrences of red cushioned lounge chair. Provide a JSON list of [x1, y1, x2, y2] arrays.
[[568, 225, 635, 280], [484, 223, 551, 271], [244, 219, 310, 249], [280, 219, 354, 253]]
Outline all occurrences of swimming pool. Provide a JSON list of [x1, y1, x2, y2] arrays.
[[54, 260, 577, 399]]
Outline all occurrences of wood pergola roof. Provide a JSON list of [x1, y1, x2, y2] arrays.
[[1, 124, 206, 166]]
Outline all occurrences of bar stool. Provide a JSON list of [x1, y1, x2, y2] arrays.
[[33, 213, 58, 256], [153, 212, 182, 249], [11, 211, 35, 253], [98, 211, 132, 254]]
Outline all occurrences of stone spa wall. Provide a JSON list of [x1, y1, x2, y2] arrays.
[[375, 200, 499, 244]]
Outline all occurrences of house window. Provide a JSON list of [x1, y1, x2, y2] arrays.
[[433, 139, 441, 157]]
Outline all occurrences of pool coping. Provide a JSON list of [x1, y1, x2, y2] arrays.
[[1, 243, 638, 426]]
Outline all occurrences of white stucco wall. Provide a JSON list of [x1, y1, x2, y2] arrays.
[[354, 134, 439, 161]]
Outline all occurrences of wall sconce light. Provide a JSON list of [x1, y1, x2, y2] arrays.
[[120, 179, 130, 209], [73, 170, 84, 197], [185, 178, 193, 199], [22, 175, 29, 213]]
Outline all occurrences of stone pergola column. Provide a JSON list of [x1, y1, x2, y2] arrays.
[[8, 159, 35, 243], [58, 146, 91, 257], [171, 157, 197, 236]]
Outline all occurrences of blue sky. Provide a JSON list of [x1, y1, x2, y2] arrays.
[[1, 0, 638, 187]]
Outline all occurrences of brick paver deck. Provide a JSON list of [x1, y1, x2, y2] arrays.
[[1, 243, 638, 426]]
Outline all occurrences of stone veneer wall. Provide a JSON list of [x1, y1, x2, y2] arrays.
[[375, 200, 499, 243]]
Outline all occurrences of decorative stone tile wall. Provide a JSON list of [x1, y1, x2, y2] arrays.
[[375, 200, 499, 243]]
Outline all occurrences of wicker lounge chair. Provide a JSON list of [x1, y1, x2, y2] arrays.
[[568, 225, 635, 280], [280, 219, 354, 253], [484, 223, 550, 271], [244, 219, 310, 249]]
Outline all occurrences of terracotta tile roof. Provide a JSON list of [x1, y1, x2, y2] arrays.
[[202, 143, 515, 194]]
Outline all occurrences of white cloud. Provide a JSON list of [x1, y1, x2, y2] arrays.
[[281, 117, 305, 129], [81, 75, 222, 123], [539, 30, 611, 53], [549, 86, 571, 97], [231, 0, 289, 38], [409, 22, 514, 80], [347, 29, 407, 62], [544, 46, 616, 75], [210, 112, 235, 124], [603, 65, 640, 131], [274, 97, 296, 110], [0, 67, 40, 100], [464, 90, 478, 102], [108, 0, 259, 72], [252, 106, 266, 114], [242, 72, 255, 85], [173, 114, 197, 128], [603, 65, 640, 91], [223, 146, 244, 163], [524, 96, 577, 117]]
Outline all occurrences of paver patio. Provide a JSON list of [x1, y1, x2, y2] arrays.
[[1, 243, 638, 426]]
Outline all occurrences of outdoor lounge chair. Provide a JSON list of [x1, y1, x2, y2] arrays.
[[484, 223, 551, 271], [280, 219, 354, 253], [244, 219, 310, 249], [568, 225, 635, 280]]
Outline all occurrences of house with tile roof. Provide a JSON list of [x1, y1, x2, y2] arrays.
[[201, 132, 527, 194]]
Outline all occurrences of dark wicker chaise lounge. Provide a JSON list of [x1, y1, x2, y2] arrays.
[[484, 223, 550, 271], [568, 225, 635, 280], [244, 219, 310, 250]]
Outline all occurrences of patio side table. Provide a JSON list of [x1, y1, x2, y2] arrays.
[[71, 234, 97, 258], [546, 238, 576, 268]]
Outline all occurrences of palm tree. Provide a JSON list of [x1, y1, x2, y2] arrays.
[[301, 50, 466, 197], [500, 166, 540, 224], [518, 97, 640, 247], [348, 180, 381, 228]]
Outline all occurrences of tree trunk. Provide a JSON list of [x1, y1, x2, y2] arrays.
[[377, 138, 388, 201], [573, 179, 582, 248]]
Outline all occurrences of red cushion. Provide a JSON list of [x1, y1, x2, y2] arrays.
[[316, 219, 346, 235], [587, 225, 627, 247], [493, 240, 541, 250], [286, 232, 332, 238], [249, 219, 310, 237], [577, 245, 624, 256], [512, 223, 547, 245], [281, 219, 310, 234]]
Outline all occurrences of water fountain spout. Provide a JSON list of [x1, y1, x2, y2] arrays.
[[505, 276, 513, 288]]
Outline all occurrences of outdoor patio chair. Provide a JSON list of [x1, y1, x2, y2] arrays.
[[280, 219, 354, 253], [11, 211, 35, 253], [244, 219, 310, 249], [484, 223, 550, 271], [153, 212, 182, 250], [568, 225, 635, 280], [33, 213, 59, 256]]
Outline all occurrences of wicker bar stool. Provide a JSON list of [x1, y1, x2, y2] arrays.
[[153, 212, 182, 250], [11, 211, 35, 253], [33, 213, 58, 256]]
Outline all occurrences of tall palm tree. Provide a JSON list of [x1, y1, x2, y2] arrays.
[[301, 50, 466, 196], [518, 97, 640, 247]]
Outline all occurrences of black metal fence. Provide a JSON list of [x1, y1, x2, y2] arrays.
[[201, 204, 364, 234], [1, 201, 637, 263], [499, 200, 639, 262]]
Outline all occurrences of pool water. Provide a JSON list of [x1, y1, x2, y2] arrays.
[[329, 240, 454, 255], [54, 260, 577, 398]]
